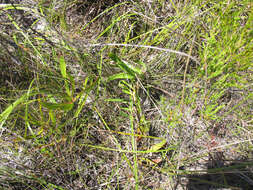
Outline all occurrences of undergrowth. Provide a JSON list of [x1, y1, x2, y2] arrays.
[[0, 0, 252, 189]]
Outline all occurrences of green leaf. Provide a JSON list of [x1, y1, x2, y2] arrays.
[[59, 55, 71, 96], [148, 139, 167, 152], [73, 77, 89, 118], [41, 101, 73, 111], [74, 76, 98, 118], [59, 55, 67, 78], [0, 93, 28, 129], [60, 13, 68, 31], [108, 72, 135, 81], [96, 13, 136, 40], [105, 98, 128, 103], [109, 53, 142, 76], [207, 68, 224, 79], [49, 110, 56, 126], [68, 74, 75, 96], [118, 80, 133, 95], [70, 129, 77, 137], [118, 80, 133, 89]]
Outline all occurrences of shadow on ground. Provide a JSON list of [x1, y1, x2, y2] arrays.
[[184, 152, 253, 190]]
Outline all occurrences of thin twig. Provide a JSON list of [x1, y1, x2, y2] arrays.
[[83, 43, 200, 64], [190, 139, 253, 158], [180, 35, 196, 111]]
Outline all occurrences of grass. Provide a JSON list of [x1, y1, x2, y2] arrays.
[[0, 0, 252, 189]]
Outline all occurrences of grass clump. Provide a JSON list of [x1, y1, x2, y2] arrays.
[[0, 0, 252, 189]]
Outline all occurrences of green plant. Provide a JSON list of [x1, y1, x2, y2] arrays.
[[0, 0, 252, 189]]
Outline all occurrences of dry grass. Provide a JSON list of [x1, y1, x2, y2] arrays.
[[0, 0, 252, 189]]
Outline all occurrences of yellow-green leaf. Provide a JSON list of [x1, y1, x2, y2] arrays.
[[59, 56, 67, 78], [108, 72, 135, 81], [148, 139, 167, 152]]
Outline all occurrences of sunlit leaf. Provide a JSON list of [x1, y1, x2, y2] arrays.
[[109, 53, 142, 76], [59, 56, 67, 78], [41, 101, 73, 111], [108, 72, 135, 81], [0, 93, 28, 129], [148, 139, 167, 152], [59, 55, 71, 96], [105, 98, 128, 103]]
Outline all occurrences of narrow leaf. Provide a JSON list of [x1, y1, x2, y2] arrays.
[[41, 102, 73, 111], [108, 72, 134, 81], [105, 98, 128, 103], [59, 55, 71, 96], [109, 53, 135, 76], [59, 56, 67, 78], [148, 139, 167, 152], [0, 93, 28, 128]]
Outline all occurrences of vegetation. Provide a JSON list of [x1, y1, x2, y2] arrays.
[[0, 0, 252, 189]]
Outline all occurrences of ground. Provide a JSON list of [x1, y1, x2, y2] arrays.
[[0, 0, 252, 189]]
